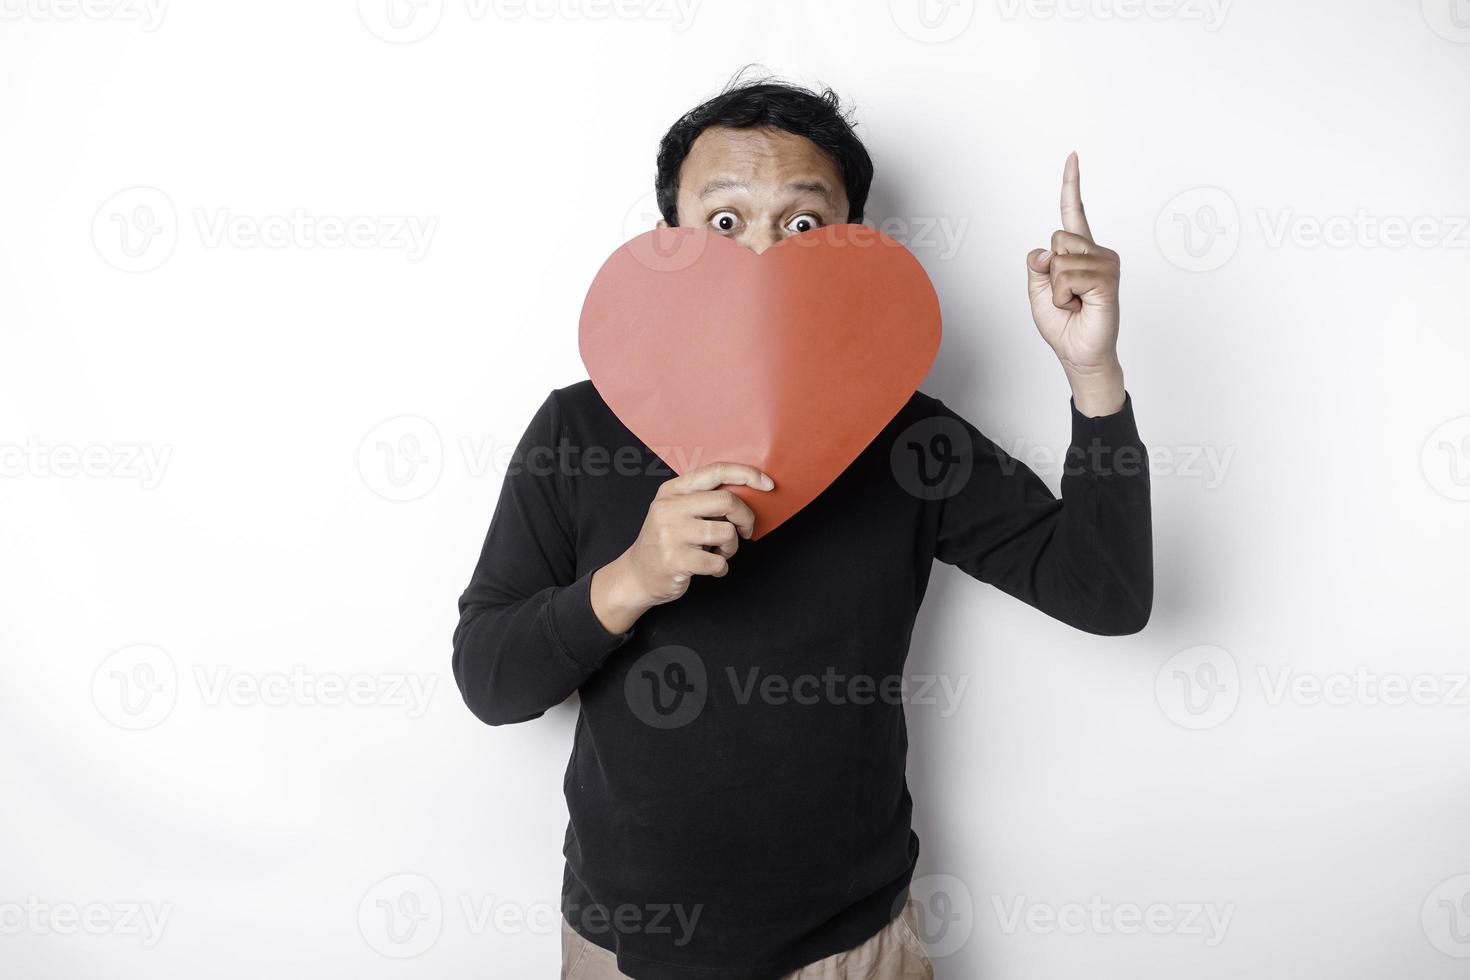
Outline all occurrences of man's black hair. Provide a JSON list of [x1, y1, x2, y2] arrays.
[[654, 69, 874, 227]]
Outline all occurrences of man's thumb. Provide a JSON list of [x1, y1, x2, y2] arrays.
[[1026, 248, 1053, 298]]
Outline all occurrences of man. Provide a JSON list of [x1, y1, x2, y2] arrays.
[[453, 76, 1152, 980]]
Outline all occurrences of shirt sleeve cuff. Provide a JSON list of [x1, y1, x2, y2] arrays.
[[1067, 391, 1145, 477], [545, 571, 633, 670]]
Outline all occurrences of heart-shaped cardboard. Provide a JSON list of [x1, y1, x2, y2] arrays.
[[579, 224, 941, 539]]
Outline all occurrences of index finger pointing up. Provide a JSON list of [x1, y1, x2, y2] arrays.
[[1060, 151, 1093, 241]]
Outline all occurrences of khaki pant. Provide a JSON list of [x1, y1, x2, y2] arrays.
[[560, 898, 934, 979]]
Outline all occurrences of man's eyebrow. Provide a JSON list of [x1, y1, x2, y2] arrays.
[[785, 179, 835, 202], [698, 177, 749, 198]]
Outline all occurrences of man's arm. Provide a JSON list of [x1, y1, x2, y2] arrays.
[[452, 392, 632, 725], [453, 394, 773, 724], [931, 395, 1153, 635], [929, 151, 1151, 633]]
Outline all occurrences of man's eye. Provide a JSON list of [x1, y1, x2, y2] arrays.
[[710, 211, 739, 233], [786, 213, 822, 234]]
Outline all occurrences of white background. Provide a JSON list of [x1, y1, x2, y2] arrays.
[[3, 0, 1469, 976]]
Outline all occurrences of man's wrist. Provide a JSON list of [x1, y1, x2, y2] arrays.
[[1064, 357, 1127, 417], [590, 556, 650, 635]]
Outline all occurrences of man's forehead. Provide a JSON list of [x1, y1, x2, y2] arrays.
[[682, 126, 843, 191]]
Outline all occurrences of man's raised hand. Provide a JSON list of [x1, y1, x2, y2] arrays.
[[1025, 152, 1127, 417]]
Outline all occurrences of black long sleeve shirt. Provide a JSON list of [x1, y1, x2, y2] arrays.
[[453, 380, 1152, 980]]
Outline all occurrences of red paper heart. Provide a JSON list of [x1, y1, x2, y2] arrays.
[[579, 224, 941, 538]]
